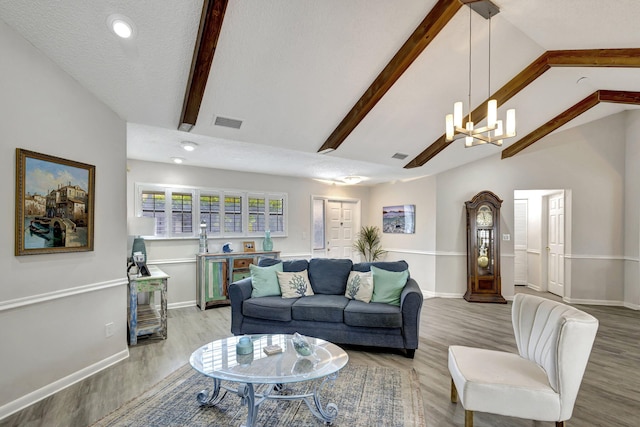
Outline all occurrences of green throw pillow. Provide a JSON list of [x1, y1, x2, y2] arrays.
[[370, 266, 409, 306], [250, 262, 283, 297]]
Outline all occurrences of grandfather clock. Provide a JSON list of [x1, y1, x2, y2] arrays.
[[465, 191, 506, 303]]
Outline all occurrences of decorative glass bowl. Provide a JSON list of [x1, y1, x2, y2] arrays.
[[292, 332, 314, 357]]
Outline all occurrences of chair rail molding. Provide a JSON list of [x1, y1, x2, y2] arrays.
[[0, 278, 127, 312]]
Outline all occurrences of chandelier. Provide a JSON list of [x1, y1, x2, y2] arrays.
[[445, 0, 515, 147]]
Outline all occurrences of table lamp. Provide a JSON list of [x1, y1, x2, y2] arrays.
[[127, 216, 156, 262]]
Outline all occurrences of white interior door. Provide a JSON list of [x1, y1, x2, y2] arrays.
[[326, 200, 356, 259], [514, 199, 528, 285], [547, 193, 565, 296]]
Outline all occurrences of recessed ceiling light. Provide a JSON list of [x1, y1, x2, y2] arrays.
[[107, 14, 135, 39], [181, 141, 198, 152], [171, 157, 184, 164]]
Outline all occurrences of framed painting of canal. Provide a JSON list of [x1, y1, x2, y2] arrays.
[[382, 204, 415, 234], [15, 149, 95, 255]]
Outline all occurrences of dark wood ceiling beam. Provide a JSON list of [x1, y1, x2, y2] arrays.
[[501, 91, 600, 159], [179, 0, 229, 132], [501, 90, 640, 159], [546, 48, 640, 67], [599, 89, 640, 104], [405, 48, 640, 168], [317, 0, 462, 153]]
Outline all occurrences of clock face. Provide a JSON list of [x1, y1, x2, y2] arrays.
[[476, 205, 493, 227]]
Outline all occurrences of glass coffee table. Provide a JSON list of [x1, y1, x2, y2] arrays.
[[190, 334, 349, 426]]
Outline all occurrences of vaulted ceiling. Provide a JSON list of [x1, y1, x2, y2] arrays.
[[1, 0, 639, 185]]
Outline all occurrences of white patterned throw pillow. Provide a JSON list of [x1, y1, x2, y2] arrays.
[[277, 270, 314, 298], [344, 271, 374, 303]]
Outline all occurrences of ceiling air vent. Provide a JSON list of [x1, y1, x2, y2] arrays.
[[392, 152, 408, 160], [214, 116, 243, 129]]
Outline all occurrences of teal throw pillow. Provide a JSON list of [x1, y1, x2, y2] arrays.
[[250, 262, 283, 297], [370, 266, 409, 306]]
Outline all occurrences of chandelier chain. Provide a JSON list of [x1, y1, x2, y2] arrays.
[[468, 6, 472, 125], [488, 16, 491, 99]]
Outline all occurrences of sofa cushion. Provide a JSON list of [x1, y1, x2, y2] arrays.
[[370, 266, 409, 306], [292, 295, 349, 323], [308, 258, 353, 295], [277, 270, 314, 298], [345, 271, 374, 303], [258, 258, 309, 272], [352, 260, 409, 273], [243, 296, 296, 322], [250, 263, 283, 297], [344, 300, 402, 328]]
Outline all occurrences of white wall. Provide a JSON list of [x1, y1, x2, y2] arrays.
[[0, 19, 127, 417], [368, 176, 437, 296], [371, 112, 629, 304], [624, 110, 640, 309], [126, 159, 371, 306]]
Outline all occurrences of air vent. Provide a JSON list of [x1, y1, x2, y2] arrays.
[[214, 116, 243, 129], [392, 152, 408, 160]]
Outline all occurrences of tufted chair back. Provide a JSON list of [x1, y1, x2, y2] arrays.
[[511, 294, 599, 421]]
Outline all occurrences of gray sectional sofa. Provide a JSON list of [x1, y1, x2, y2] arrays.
[[228, 258, 423, 358]]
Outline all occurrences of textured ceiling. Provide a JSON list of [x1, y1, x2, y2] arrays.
[[1, 0, 639, 185]]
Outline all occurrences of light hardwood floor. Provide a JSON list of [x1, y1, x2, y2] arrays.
[[2, 288, 639, 427]]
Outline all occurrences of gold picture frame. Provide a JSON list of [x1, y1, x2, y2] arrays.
[[243, 241, 255, 252], [15, 149, 95, 255]]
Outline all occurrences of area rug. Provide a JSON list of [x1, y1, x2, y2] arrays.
[[92, 363, 425, 426]]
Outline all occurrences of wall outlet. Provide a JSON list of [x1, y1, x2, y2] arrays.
[[105, 322, 114, 338], [502, 234, 511, 241]]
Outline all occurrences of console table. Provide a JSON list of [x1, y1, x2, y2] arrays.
[[196, 251, 280, 310], [127, 265, 169, 345]]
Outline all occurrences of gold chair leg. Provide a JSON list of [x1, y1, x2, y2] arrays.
[[450, 377, 458, 403], [556, 422, 565, 427], [465, 409, 473, 427]]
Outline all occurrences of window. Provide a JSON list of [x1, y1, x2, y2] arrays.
[[248, 195, 285, 233], [171, 192, 193, 234], [224, 195, 243, 233], [136, 184, 287, 239], [141, 191, 166, 235], [268, 196, 285, 232], [248, 196, 266, 232], [200, 194, 220, 233]]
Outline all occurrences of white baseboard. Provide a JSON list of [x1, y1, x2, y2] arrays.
[[433, 292, 465, 299], [563, 297, 625, 307], [167, 300, 197, 310], [421, 290, 436, 299], [623, 301, 640, 310], [0, 349, 129, 421]]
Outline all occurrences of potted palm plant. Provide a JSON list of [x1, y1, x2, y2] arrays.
[[354, 225, 386, 262]]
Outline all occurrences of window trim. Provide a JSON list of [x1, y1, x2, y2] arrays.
[[135, 183, 287, 239]]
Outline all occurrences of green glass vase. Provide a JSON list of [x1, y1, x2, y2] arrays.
[[262, 230, 273, 251]]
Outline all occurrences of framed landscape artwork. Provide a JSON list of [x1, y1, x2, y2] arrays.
[[15, 149, 95, 255], [383, 204, 415, 234]]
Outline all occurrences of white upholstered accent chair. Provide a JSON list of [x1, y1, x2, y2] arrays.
[[448, 293, 598, 427]]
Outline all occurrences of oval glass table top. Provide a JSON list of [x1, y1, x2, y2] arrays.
[[190, 334, 349, 384]]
